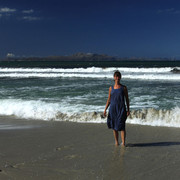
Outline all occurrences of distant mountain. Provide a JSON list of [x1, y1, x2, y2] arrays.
[[2, 53, 117, 61], [1, 52, 178, 61]]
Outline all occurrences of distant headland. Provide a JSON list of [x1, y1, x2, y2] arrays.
[[1, 52, 179, 61]]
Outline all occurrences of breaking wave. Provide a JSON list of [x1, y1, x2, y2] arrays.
[[0, 67, 180, 81], [0, 67, 174, 73], [128, 108, 180, 127], [0, 73, 179, 81], [0, 99, 179, 127]]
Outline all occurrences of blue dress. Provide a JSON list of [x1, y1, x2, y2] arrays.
[[107, 85, 127, 131]]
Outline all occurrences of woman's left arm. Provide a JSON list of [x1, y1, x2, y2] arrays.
[[124, 86, 130, 116]]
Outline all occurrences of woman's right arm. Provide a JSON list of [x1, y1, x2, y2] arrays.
[[104, 86, 112, 117]]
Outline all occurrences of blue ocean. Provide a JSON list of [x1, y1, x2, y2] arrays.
[[0, 60, 179, 127]]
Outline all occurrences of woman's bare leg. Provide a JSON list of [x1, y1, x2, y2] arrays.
[[121, 130, 126, 146], [113, 130, 119, 146]]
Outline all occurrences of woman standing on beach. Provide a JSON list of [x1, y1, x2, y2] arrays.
[[104, 70, 130, 146]]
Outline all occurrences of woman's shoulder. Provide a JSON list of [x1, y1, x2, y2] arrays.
[[120, 84, 125, 87], [121, 84, 127, 90]]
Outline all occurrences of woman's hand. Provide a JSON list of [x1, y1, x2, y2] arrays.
[[127, 111, 130, 117], [103, 110, 107, 117]]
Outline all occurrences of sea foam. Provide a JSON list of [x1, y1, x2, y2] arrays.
[[0, 99, 179, 127], [0, 67, 179, 81], [0, 67, 174, 73], [0, 72, 179, 81]]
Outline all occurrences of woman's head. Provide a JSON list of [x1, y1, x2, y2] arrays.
[[114, 70, 121, 78], [114, 70, 121, 82]]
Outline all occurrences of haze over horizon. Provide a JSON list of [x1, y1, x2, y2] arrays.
[[1, 0, 180, 59]]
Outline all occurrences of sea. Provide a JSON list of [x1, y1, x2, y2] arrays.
[[0, 60, 179, 128]]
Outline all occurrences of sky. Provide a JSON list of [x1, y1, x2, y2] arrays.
[[0, 0, 180, 58]]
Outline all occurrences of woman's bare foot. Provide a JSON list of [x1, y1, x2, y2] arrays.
[[121, 143, 126, 147]]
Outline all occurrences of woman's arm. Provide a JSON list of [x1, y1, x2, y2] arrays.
[[124, 86, 130, 116], [104, 86, 112, 117]]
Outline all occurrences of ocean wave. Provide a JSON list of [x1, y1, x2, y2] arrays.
[[54, 107, 180, 128], [0, 67, 177, 73], [0, 99, 179, 127], [0, 72, 179, 81], [0, 66, 180, 81], [128, 108, 180, 127], [123, 74, 180, 81], [0, 99, 61, 120]]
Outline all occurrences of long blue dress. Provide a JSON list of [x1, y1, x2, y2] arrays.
[[107, 85, 127, 131]]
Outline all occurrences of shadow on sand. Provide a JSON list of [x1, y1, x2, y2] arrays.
[[126, 142, 180, 147]]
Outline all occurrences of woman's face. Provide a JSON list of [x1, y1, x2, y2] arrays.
[[114, 75, 121, 81]]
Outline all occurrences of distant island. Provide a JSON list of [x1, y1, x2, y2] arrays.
[[0, 52, 178, 61]]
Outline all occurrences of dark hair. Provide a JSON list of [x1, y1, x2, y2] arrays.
[[114, 70, 121, 78]]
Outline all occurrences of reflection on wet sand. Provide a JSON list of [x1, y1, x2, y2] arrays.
[[104, 146, 126, 179]]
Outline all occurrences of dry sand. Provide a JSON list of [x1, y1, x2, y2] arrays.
[[0, 116, 180, 180]]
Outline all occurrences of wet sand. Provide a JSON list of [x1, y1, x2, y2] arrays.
[[0, 116, 180, 180]]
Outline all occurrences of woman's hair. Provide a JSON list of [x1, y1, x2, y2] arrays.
[[114, 70, 121, 78]]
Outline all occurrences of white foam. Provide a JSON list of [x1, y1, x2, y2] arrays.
[[123, 74, 180, 81], [0, 67, 179, 81], [0, 72, 179, 81], [0, 99, 60, 120], [0, 73, 111, 78], [115, 67, 172, 73], [0, 67, 177, 73], [0, 99, 179, 127], [127, 107, 180, 127], [0, 99, 104, 120]]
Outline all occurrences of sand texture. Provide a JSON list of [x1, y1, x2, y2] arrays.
[[0, 117, 180, 180]]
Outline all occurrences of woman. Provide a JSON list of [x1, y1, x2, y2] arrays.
[[104, 70, 130, 146]]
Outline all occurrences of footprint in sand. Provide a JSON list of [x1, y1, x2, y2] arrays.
[[64, 154, 80, 159], [55, 145, 72, 151], [4, 164, 14, 168]]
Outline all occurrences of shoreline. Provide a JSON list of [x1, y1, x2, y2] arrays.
[[0, 117, 180, 179]]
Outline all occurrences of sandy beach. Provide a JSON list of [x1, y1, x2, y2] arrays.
[[0, 117, 180, 180]]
